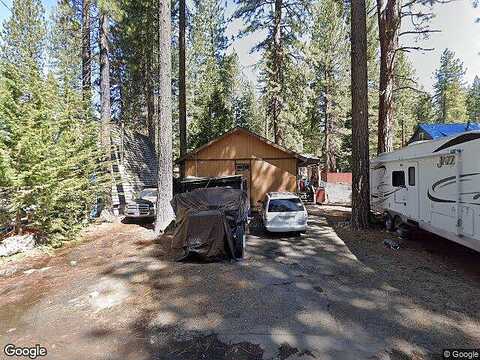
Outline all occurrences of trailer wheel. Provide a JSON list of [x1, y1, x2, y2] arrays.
[[397, 224, 411, 239], [393, 216, 403, 231], [384, 212, 394, 231]]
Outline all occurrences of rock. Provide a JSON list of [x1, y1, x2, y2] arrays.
[[70, 260, 77, 266], [23, 266, 50, 275], [99, 209, 117, 223], [0, 267, 17, 277], [0, 234, 35, 257]]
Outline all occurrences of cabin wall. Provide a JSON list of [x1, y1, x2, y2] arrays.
[[183, 131, 298, 205], [251, 159, 297, 205], [185, 160, 235, 178]]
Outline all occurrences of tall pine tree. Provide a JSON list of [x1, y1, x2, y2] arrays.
[[433, 49, 468, 123], [0, 0, 104, 238], [49, 0, 82, 92], [234, 0, 310, 145], [467, 76, 480, 122], [187, 0, 236, 148], [307, 0, 350, 171], [1, 0, 46, 72]]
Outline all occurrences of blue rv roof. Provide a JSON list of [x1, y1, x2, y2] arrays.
[[418, 123, 480, 139]]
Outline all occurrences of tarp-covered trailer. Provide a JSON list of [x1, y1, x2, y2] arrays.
[[175, 175, 246, 194], [171, 188, 249, 261], [370, 131, 480, 252]]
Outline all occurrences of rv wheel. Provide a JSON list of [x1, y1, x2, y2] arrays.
[[393, 216, 403, 231], [397, 224, 411, 239], [384, 213, 394, 231]]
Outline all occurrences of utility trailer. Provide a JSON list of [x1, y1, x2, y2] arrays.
[[370, 131, 480, 252]]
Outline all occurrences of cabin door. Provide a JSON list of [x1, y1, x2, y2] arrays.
[[405, 162, 419, 219], [235, 161, 251, 202]]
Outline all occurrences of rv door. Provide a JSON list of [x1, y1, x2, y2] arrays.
[[392, 163, 419, 220], [405, 162, 419, 219]]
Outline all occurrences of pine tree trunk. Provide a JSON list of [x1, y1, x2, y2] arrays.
[[376, 0, 401, 155], [155, 0, 174, 235], [442, 95, 447, 123], [272, 0, 283, 144], [146, 55, 156, 147], [324, 69, 331, 173], [147, 82, 155, 147], [324, 105, 330, 173], [179, 0, 187, 176], [401, 117, 405, 147], [100, 12, 111, 150], [82, 0, 91, 101], [324, 69, 336, 172], [351, 0, 370, 230]]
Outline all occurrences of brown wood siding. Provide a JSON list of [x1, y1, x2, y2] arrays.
[[192, 131, 292, 160], [251, 159, 296, 204], [183, 130, 298, 205], [185, 160, 235, 177]]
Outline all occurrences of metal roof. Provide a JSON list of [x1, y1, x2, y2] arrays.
[[175, 127, 318, 165], [418, 123, 480, 139]]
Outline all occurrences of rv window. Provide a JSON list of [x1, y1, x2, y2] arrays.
[[408, 167, 415, 186], [392, 171, 405, 187]]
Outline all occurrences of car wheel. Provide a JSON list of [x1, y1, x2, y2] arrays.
[[384, 212, 394, 231]]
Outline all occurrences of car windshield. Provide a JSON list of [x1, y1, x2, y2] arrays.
[[268, 198, 304, 212], [140, 189, 157, 198]]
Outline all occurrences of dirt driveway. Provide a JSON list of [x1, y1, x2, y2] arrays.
[[0, 207, 479, 360]]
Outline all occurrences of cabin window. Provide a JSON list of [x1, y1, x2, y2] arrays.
[[235, 163, 250, 172], [408, 167, 416, 186], [392, 171, 405, 187]]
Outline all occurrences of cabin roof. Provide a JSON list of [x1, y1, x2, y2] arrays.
[[176, 127, 319, 165]]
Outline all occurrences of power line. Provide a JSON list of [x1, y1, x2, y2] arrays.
[[0, 0, 11, 12]]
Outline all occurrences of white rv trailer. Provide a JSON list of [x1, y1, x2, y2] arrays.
[[370, 131, 480, 252]]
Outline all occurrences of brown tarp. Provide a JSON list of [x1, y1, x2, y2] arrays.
[[170, 188, 249, 261]]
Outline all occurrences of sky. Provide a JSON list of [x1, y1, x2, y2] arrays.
[[402, 1, 480, 91], [0, 0, 479, 92]]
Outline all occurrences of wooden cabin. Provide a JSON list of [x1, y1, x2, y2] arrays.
[[177, 127, 313, 206]]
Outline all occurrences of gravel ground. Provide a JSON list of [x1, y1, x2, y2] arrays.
[[315, 205, 480, 319], [0, 209, 479, 360]]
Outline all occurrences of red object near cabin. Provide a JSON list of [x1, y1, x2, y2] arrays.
[[321, 172, 352, 185], [316, 188, 326, 204]]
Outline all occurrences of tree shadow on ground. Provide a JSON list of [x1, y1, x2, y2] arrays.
[[86, 210, 479, 360]]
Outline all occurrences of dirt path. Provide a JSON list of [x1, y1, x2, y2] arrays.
[[0, 210, 479, 360]]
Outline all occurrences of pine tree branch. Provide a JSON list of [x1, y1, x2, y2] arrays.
[[399, 29, 441, 36], [393, 86, 429, 94], [396, 46, 434, 53]]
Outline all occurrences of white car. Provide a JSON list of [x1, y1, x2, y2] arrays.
[[261, 192, 308, 233]]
